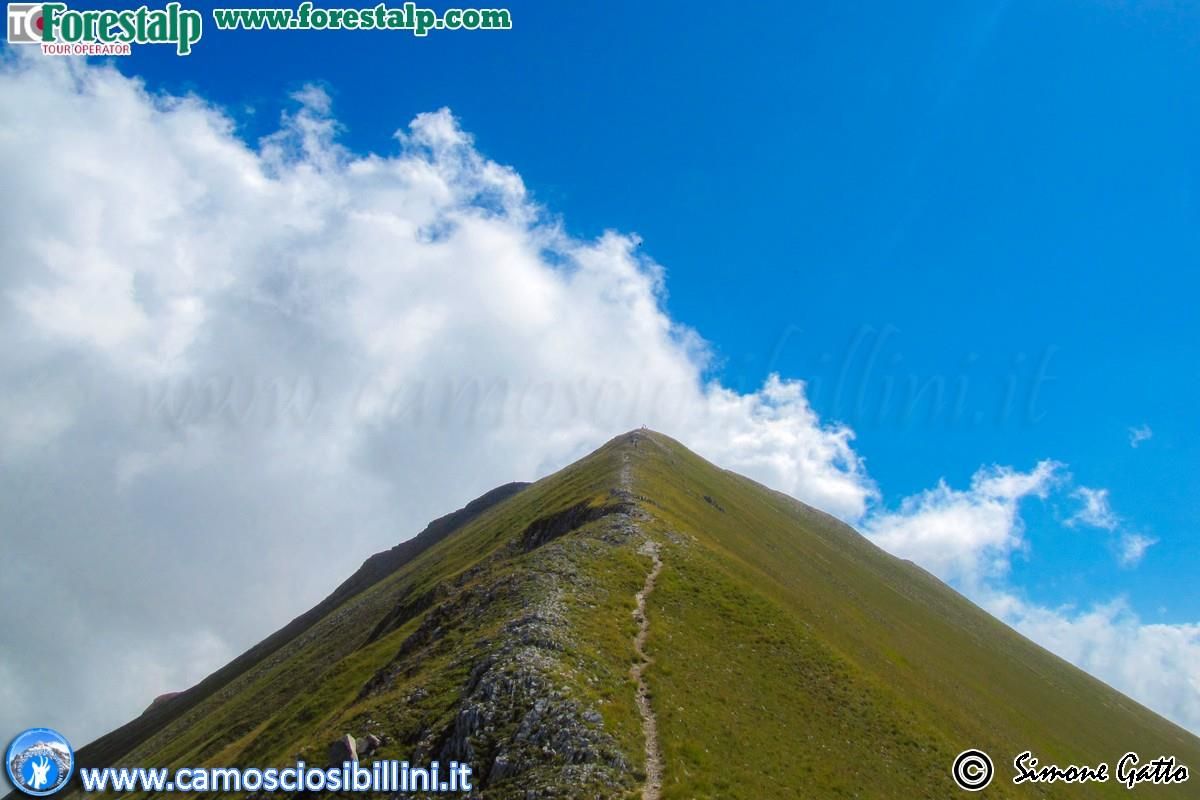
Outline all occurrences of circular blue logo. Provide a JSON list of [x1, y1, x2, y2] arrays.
[[5, 728, 74, 796]]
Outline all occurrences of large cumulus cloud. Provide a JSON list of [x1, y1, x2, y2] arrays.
[[0, 53, 874, 749]]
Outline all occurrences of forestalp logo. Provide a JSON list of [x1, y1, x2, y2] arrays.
[[6, 2, 42, 42], [6, 2, 202, 55]]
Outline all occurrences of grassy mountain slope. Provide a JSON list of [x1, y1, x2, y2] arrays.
[[52, 431, 1199, 799], [64, 481, 529, 784], [631, 432, 1198, 798]]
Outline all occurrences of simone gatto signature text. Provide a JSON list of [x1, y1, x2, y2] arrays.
[[1013, 751, 1189, 789]]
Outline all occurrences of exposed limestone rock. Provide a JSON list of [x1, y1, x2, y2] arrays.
[[356, 733, 383, 757], [328, 733, 357, 766]]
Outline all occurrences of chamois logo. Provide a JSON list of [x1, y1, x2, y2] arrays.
[[5, 728, 74, 796], [28, 757, 51, 790]]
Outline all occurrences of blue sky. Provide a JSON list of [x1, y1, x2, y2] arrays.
[[2, 0, 1198, 747], [121, 0, 1198, 619]]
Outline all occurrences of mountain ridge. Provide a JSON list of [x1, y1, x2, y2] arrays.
[[28, 430, 1200, 799]]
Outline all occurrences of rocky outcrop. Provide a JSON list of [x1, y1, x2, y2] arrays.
[[325, 732, 383, 766], [328, 733, 357, 766], [352, 495, 645, 798], [428, 589, 630, 786], [517, 500, 634, 552], [358, 733, 383, 756]]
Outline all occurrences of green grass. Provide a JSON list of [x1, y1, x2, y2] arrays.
[[71, 430, 1200, 799], [629, 431, 1200, 798]]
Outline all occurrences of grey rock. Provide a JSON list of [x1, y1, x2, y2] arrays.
[[328, 733, 357, 766]]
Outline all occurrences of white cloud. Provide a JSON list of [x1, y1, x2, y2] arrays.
[[686, 375, 877, 519], [1067, 486, 1119, 530], [989, 595, 1200, 733], [1117, 533, 1157, 567], [1065, 487, 1157, 568], [0, 54, 874, 747], [865, 469, 1194, 732], [1129, 424, 1153, 448], [863, 460, 1061, 588]]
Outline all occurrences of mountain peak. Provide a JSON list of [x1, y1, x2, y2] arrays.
[[55, 433, 1200, 799]]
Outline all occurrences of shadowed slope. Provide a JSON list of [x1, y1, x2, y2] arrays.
[[63, 481, 528, 785]]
